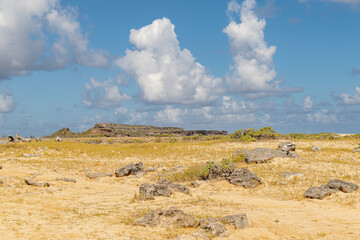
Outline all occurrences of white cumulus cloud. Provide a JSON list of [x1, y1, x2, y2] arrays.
[[303, 95, 314, 111], [82, 77, 131, 109], [0, 0, 109, 80], [339, 87, 360, 105], [0, 91, 15, 113], [116, 17, 223, 105], [307, 109, 337, 123], [155, 106, 183, 123]]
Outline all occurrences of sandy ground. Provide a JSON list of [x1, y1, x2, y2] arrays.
[[0, 139, 360, 239]]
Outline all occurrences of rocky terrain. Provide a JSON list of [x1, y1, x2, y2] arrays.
[[0, 136, 360, 239], [48, 123, 228, 138]]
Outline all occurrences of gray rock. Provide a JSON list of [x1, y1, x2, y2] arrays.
[[56, 177, 77, 183], [22, 154, 40, 157], [327, 179, 358, 193], [311, 146, 321, 152], [171, 166, 185, 172], [86, 172, 112, 179], [198, 160, 237, 180], [115, 162, 143, 177], [303, 184, 337, 199], [145, 167, 156, 172], [132, 207, 199, 228], [139, 179, 189, 200], [281, 172, 304, 179], [55, 136, 62, 142], [220, 214, 249, 229], [227, 168, 263, 188], [278, 141, 296, 153], [245, 148, 287, 164], [200, 218, 229, 237], [24, 179, 49, 187]]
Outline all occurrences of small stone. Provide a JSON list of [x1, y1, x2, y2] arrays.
[[22, 154, 40, 157], [115, 162, 144, 177], [55, 136, 63, 142], [24, 179, 49, 187], [86, 172, 112, 179], [56, 177, 77, 183], [311, 146, 321, 152], [145, 167, 156, 172], [275, 219, 280, 223], [191, 181, 201, 188]]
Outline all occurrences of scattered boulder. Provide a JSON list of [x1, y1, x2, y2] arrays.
[[115, 162, 144, 177], [55, 136, 62, 142], [220, 214, 250, 229], [145, 167, 156, 172], [278, 141, 296, 153], [200, 220, 229, 237], [311, 146, 321, 152], [22, 154, 40, 157], [303, 184, 336, 199], [24, 179, 49, 187], [227, 168, 263, 188], [56, 177, 77, 183], [15, 134, 23, 142], [198, 159, 237, 180], [132, 206, 199, 228], [281, 172, 304, 179], [327, 179, 358, 193], [86, 172, 112, 179], [304, 179, 358, 199], [139, 179, 190, 200], [245, 148, 287, 164], [8, 135, 15, 142]]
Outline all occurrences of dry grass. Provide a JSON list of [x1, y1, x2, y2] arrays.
[[0, 138, 360, 239]]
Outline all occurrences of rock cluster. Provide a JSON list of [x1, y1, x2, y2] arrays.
[[133, 207, 249, 239], [139, 179, 189, 200], [304, 179, 358, 199], [115, 162, 144, 177]]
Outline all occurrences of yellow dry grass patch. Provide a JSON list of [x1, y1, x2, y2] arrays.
[[0, 138, 359, 239]]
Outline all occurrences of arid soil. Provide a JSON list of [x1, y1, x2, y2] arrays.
[[0, 139, 359, 239]]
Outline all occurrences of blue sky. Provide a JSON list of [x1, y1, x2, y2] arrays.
[[1, 0, 360, 137]]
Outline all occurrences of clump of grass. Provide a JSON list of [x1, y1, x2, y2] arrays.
[[167, 164, 205, 182]]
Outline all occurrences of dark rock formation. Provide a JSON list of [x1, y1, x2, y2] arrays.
[[132, 207, 199, 228], [327, 179, 358, 193], [139, 179, 189, 200], [227, 168, 263, 188], [115, 162, 144, 177]]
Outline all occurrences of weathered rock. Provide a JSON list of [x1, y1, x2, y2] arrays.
[[227, 168, 263, 188], [245, 148, 287, 164], [16, 134, 23, 142], [86, 172, 112, 179], [132, 207, 199, 228], [198, 160, 237, 180], [145, 167, 156, 172], [115, 162, 144, 177], [22, 154, 40, 157], [287, 152, 298, 158], [220, 214, 249, 229], [24, 179, 49, 187], [278, 141, 296, 153], [0, 179, 3, 184], [56, 177, 77, 183], [327, 179, 358, 193], [311, 146, 321, 152], [8, 135, 15, 142], [191, 181, 201, 188], [200, 218, 229, 237], [55, 136, 62, 142], [303, 184, 337, 199], [171, 166, 185, 172], [281, 172, 304, 179], [139, 179, 189, 200]]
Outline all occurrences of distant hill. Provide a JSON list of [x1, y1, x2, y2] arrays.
[[48, 123, 228, 138]]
